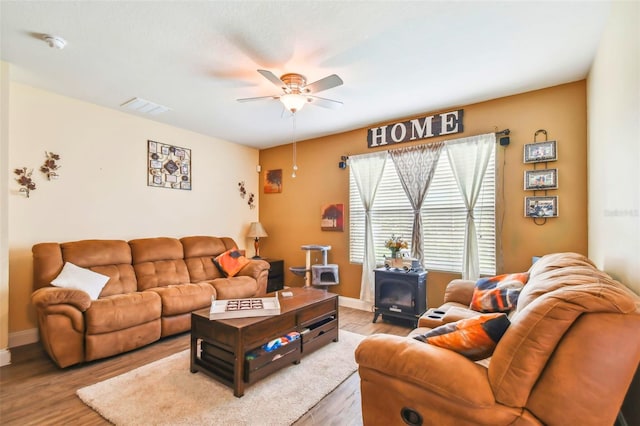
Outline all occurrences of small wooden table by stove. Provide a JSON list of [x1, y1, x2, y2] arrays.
[[190, 287, 339, 397]]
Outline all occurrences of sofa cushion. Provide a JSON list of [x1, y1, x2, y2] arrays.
[[60, 239, 137, 296], [51, 262, 110, 300], [85, 291, 162, 334], [469, 273, 529, 313], [146, 283, 215, 316], [181, 236, 229, 281], [130, 237, 190, 290], [414, 313, 510, 361], [214, 249, 250, 277]]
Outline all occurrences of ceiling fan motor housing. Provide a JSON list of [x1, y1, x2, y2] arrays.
[[280, 73, 307, 93]]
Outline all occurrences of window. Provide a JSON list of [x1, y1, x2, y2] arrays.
[[349, 146, 496, 275]]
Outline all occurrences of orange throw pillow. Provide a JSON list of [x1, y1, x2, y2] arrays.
[[469, 273, 529, 313], [213, 248, 250, 277], [414, 313, 510, 360]]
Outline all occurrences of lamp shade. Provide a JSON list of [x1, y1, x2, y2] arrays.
[[247, 222, 268, 238]]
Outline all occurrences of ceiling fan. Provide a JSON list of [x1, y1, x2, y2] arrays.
[[237, 69, 344, 113]]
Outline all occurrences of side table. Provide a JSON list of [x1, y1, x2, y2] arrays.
[[263, 258, 284, 293]]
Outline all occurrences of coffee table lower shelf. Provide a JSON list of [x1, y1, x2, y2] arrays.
[[190, 288, 339, 397]]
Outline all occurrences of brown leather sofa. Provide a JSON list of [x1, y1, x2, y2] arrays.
[[31, 236, 270, 368], [355, 252, 640, 425]]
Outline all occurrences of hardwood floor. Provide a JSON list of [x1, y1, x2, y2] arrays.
[[0, 306, 412, 426]]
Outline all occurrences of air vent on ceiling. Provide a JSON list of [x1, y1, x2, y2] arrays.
[[120, 97, 170, 115]]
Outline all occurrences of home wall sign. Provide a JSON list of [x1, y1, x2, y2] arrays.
[[147, 140, 191, 190], [367, 109, 464, 148]]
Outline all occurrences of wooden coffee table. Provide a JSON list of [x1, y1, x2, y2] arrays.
[[190, 287, 339, 397]]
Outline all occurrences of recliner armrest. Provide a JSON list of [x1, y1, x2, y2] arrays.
[[444, 279, 476, 305], [355, 334, 495, 406], [237, 259, 270, 280], [31, 286, 92, 311]]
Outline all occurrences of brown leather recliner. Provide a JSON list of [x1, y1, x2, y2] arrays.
[[355, 253, 640, 425]]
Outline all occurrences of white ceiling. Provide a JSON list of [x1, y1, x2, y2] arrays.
[[1, 1, 610, 149]]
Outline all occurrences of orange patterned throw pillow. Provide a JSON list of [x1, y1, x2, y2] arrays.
[[469, 273, 529, 313], [214, 249, 250, 277], [414, 313, 510, 360]]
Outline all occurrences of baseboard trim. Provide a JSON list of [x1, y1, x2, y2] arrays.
[[0, 348, 11, 367], [339, 296, 373, 312], [9, 328, 39, 348]]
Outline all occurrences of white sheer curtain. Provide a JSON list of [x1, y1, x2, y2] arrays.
[[350, 152, 387, 303], [446, 133, 495, 280], [389, 142, 444, 266]]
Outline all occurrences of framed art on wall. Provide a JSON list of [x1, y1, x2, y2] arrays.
[[524, 169, 558, 190], [264, 169, 283, 193], [321, 204, 344, 231], [525, 196, 558, 218], [523, 140, 557, 163], [147, 140, 191, 190]]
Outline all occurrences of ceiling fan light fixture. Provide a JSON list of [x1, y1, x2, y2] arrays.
[[280, 93, 307, 113]]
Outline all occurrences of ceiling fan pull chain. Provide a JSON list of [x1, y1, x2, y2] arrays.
[[292, 113, 298, 178]]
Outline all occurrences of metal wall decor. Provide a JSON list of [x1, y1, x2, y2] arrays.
[[40, 151, 61, 180], [14, 167, 35, 197], [147, 140, 191, 190], [238, 181, 255, 209], [523, 129, 559, 225]]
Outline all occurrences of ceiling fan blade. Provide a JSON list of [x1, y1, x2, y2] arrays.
[[307, 95, 343, 110], [236, 95, 280, 103], [305, 74, 343, 94], [257, 69, 285, 88]]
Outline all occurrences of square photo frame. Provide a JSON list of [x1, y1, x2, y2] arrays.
[[525, 196, 558, 218], [524, 140, 557, 163], [524, 169, 558, 190], [147, 140, 192, 190]]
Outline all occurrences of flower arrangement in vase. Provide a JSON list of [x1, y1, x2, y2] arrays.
[[384, 235, 408, 267]]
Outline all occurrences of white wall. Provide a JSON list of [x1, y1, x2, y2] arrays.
[[587, 1, 640, 295], [1, 63, 11, 365], [7, 81, 261, 335]]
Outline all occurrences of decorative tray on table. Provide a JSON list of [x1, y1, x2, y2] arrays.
[[209, 296, 281, 320]]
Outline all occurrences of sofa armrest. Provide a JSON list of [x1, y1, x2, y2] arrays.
[[237, 259, 270, 279], [32, 287, 92, 312], [355, 334, 495, 406], [237, 259, 270, 295], [444, 279, 476, 305]]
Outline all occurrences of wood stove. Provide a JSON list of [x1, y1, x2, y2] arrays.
[[373, 267, 428, 327]]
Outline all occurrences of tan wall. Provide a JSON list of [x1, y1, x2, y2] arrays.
[[259, 81, 588, 307], [7, 82, 260, 334]]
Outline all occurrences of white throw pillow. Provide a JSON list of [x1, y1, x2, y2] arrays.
[[51, 262, 110, 300]]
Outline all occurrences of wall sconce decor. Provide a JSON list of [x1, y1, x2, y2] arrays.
[[40, 151, 61, 180], [238, 181, 255, 209], [14, 167, 36, 197]]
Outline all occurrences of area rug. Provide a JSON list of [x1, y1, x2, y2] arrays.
[[77, 330, 365, 425]]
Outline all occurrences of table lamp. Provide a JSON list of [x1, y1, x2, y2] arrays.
[[247, 222, 268, 259]]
